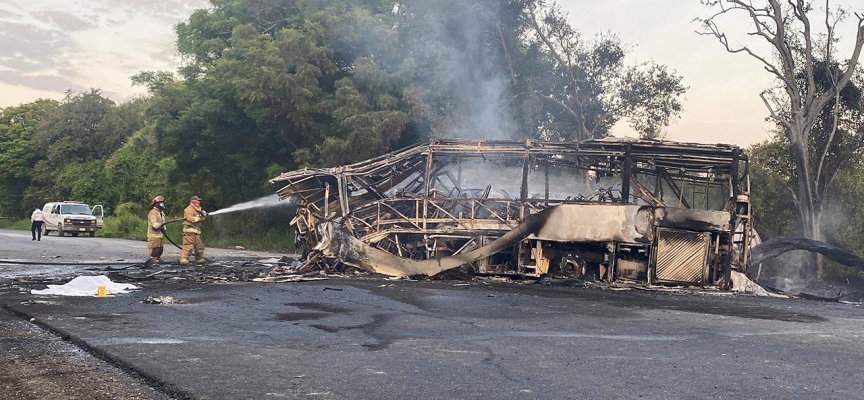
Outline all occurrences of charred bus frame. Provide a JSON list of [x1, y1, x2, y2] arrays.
[[271, 138, 753, 288]]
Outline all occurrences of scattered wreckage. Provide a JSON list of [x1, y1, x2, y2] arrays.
[[271, 138, 756, 289]]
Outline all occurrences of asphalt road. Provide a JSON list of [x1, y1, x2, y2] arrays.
[[0, 228, 282, 280], [2, 229, 864, 399]]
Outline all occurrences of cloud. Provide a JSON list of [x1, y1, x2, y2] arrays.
[[0, 9, 25, 22], [31, 10, 98, 32], [0, 0, 209, 106], [0, 21, 73, 69], [0, 56, 42, 71], [0, 70, 84, 93], [148, 47, 176, 64], [55, 68, 82, 79], [105, 17, 126, 26], [119, 0, 209, 22]]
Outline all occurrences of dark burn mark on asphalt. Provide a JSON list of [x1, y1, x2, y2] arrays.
[[362, 341, 390, 351], [273, 312, 328, 321], [274, 302, 353, 321], [663, 303, 826, 323], [309, 324, 341, 333], [177, 296, 222, 304], [74, 313, 125, 322], [357, 280, 826, 323], [360, 314, 395, 351], [309, 314, 396, 351], [469, 282, 830, 322], [568, 289, 825, 323], [284, 302, 351, 314]]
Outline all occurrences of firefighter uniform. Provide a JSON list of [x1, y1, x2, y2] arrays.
[[180, 196, 206, 265], [147, 204, 166, 266]]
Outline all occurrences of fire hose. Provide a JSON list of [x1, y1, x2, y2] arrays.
[[159, 218, 187, 250]]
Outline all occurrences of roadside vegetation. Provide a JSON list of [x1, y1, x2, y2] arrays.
[[0, 218, 31, 231]]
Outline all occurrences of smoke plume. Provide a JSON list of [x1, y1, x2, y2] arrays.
[[400, 1, 516, 139]]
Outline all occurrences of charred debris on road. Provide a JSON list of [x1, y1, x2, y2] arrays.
[[270, 138, 757, 290]]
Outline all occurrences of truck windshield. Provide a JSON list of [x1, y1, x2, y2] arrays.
[[60, 204, 92, 215]]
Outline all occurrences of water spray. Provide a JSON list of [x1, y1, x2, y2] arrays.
[[208, 195, 289, 216], [156, 195, 290, 250]]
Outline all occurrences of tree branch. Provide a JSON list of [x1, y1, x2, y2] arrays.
[[760, 91, 793, 131], [815, 88, 841, 196], [791, 0, 818, 108], [494, 19, 518, 87], [812, 13, 864, 112], [696, 17, 796, 89]]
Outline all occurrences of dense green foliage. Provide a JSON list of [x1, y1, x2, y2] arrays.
[[1, 0, 689, 250]]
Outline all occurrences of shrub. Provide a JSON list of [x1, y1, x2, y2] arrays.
[[102, 212, 148, 240]]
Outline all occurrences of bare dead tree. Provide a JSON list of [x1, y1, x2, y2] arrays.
[[698, 0, 864, 277]]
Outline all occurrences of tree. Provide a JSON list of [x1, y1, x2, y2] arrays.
[[527, 1, 687, 140], [699, 0, 864, 276], [138, 0, 429, 210], [26, 90, 143, 206], [0, 99, 58, 215], [748, 137, 798, 239], [524, 2, 687, 140]]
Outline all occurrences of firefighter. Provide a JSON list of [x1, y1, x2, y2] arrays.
[[180, 195, 207, 265], [146, 196, 167, 267]]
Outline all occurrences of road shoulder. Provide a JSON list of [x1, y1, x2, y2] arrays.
[[0, 305, 169, 400]]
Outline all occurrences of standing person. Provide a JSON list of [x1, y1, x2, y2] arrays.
[[180, 196, 207, 265], [146, 196, 167, 267], [30, 207, 45, 241]]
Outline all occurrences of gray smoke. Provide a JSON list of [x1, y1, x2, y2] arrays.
[[403, 2, 515, 139]]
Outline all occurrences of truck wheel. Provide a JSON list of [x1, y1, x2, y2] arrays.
[[58, 224, 65, 237], [42, 225, 49, 236], [89, 231, 95, 237]]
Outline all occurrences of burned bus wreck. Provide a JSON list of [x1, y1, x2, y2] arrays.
[[270, 138, 754, 288]]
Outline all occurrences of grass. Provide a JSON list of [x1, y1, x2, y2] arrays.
[[0, 218, 31, 231], [0, 206, 297, 254]]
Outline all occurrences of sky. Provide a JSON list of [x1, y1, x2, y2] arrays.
[[0, 0, 208, 104], [1, 0, 862, 147]]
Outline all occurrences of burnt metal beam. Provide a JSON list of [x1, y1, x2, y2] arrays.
[[621, 144, 632, 204], [657, 167, 692, 209]]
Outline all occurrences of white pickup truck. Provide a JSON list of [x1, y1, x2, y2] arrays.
[[41, 201, 104, 237]]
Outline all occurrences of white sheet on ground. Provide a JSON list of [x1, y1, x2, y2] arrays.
[[31, 275, 139, 296]]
